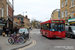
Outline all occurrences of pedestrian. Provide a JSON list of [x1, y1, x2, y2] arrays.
[[11, 28, 14, 34], [2, 31, 5, 37], [14, 27, 17, 34], [5, 27, 9, 36], [3, 26, 7, 35], [9, 28, 12, 36], [17, 27, 19, 33], [3, 26, 6, 32]]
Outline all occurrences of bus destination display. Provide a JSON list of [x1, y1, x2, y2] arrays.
[[51, 21, 63, 23]]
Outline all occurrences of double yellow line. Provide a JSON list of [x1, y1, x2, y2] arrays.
[[18, 40, 36, 50]]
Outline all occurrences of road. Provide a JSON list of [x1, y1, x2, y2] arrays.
[[21, 29, 75, 50]]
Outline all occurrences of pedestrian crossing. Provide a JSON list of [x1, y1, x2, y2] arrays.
[[30, 32, 40, 34]]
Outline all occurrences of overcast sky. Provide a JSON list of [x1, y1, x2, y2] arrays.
[[9, 0, 60, 22]]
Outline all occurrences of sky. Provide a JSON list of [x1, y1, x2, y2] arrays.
[[9, 0, 60, 22]]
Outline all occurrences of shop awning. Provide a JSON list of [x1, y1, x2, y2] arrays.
[[0, 24, 5, 26]]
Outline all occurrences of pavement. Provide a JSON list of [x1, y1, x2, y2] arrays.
[[0, 35, 32, 50]]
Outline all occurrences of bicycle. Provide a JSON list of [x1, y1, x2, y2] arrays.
[[7, 33, 25, 45]]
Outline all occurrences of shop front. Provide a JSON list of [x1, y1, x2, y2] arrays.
[[68, 18, 75, 26], [65, 20, 68, 26], [8, 17, 13, 28], [0, 19, 7, 35]]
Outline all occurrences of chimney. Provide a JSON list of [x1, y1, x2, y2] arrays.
[[25, 15, 28, 18]]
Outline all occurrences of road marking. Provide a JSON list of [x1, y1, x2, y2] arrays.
[[18, 40, 36, 50]]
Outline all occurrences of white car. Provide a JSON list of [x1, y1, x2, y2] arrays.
[[18, 28, 29, 39]]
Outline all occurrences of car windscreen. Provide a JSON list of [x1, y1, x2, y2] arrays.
[[19, 28, 28, 33]]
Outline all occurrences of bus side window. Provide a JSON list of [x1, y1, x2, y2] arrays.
[[41, 26, 42, 29], [47, 23, 49, 30], [41, 25, 42, 29]]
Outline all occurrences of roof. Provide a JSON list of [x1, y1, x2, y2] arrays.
[[13, 14, 30, 20], [51, 9, 60, 16], [13, 14, 24, 18]]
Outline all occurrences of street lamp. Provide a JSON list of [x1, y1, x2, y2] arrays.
[[12, 0, 14, 16], [12, 0, 14, 28]]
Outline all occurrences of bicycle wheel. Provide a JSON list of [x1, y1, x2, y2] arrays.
[[7, 37, 14, 45], [17, 37, 25, 44]]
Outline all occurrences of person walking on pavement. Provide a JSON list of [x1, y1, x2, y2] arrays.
[[5, 27, 9, 36], [3, 26, 5, 32], [3, 26, 7, 35]]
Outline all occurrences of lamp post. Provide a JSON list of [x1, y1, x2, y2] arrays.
[[12, 0, 14, 16], [12, 0, 14, 28]]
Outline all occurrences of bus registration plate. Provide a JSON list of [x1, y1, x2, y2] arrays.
[[56, 37, 60, 38]]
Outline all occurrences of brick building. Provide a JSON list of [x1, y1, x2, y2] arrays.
[[0, 0, 13, 17], [60, 0, 75, 25], [51, 9, 60, 20], [13, 14, 30, 28], [0, 0, 13, 35], [0, 0, 13, 28]]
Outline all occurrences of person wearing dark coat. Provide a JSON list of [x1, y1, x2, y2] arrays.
[[9, 28, 13, 36], [11, 28, 14, 34], [14, 27, 18, 34], [3, 26, 6, 35], [3, 26, 6, 32], [5, 27, 9, 36]]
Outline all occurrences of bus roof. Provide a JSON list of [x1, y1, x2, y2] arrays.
[[41, 19, 65, 24]]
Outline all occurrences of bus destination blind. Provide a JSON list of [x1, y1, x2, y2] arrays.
[[51, 21, 63, 23]]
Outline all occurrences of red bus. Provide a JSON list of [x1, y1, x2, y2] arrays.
[[40, 20, 65, 38]]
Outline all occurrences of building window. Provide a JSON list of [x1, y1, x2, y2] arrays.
[[0, 7, 4, 17], [65, 0, 67, 6], [71, 11, 74, 17], [62, 11, 64, 18], [17, 18, 19, 20], [7, 0, 9, 2], [58, 11, 60, 19], [16, 22, 17, 23], [21, 18, 23, 20], [7, 5, 8, 16], [62, 2, 64, 8], [71, 0, 74, 6], [65, 10, 67, 17]]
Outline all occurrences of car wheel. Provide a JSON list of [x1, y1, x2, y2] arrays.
[[70, 35, 73, 38]]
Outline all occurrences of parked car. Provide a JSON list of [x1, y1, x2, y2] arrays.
[[65, 26, 75, 38], [18, 28, 29, 39]]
